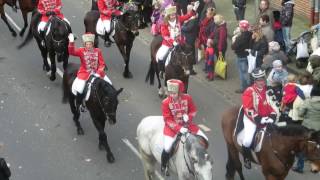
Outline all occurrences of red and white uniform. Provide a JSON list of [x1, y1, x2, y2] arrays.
[[68, 42, 112, 95], [37, 0, 69, 32], [162, 94, 207, 152], [156, 12, 194, 62], [96, 0, 122, 35], [241, 85, 276, 147]]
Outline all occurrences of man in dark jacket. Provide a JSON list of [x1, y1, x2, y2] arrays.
[[232, 0, 246, 21], [280, 0, 294, 53], [231, 20, 252, 93]]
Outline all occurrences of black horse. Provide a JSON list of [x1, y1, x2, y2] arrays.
[[62, 63, 123, 163], [84, 0, 140, 78], [146, 35, 194, 97], [18, 12, 71, 81]]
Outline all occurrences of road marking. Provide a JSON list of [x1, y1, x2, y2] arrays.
[[121, 138, 165, 180], [6, 13, 64, 78]]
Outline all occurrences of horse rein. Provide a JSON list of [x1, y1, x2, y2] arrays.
[[48, 16, 69, 53], [92, 80, 114, 118], [181, 133, 198, 179]]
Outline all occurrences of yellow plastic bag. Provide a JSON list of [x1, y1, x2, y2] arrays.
[[214, 55, 227, 79]]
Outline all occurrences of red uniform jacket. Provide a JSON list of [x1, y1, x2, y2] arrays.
[[242, 85, 276, 125], [162, 94, 199, 137], [97, 0, 122, 20], [160, 12, 195, 47], [38, 0, 64, 22], [68, 42, 106, 80]]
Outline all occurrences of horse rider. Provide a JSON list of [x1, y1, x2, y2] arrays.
[[161, 79, 208, 175], [97, 0, 123, 47], [241, 68, 277, 169], [37, 0, 71, 44], [156, 2, 199, 72], [67, 33, 112, 109]]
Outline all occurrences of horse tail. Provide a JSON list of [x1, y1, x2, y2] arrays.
[[145, 59, 156, 85], [17, 10, 40, 49]]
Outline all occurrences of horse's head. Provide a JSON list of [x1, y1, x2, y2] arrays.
[[120, 2, 140, 35], [171, 44, 194, 75], [184, 134, 213, 180], [96, 79, 123, 124], [47, 16, 69, 54], [305, 130, 320, 173]]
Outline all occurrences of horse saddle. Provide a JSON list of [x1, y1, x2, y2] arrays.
[[82, 75, 97, 102], [234, 107, 266, 154]]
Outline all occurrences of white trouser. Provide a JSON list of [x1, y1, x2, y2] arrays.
[[163, 129, 208, 152], [242, 115, 257, 148], [71, 74, 112, 96], [37, 18, 70, 33], [96, 18, 111, 35], [156, 45, 170, 62]]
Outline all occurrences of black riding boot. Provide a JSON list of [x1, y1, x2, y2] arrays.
[[242, 146, 252, 169], [158, 61, 165, 79], [76, 93, 86, 112], [104, 31, 112, 47], [161, 150, 170, 176]]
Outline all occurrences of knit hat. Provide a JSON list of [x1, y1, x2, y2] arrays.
[[82, 32, 95, 43], [165, 5, 176, 17], [214, 14, 224, 25], [239, 20, 249, 30], [269, 41, 280, 51], [167, 79, 185, 93]]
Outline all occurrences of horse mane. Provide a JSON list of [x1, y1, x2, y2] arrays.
[[271, 124, 310, 137], [95, 78, 117, 97], [185, 134, 208, 166]]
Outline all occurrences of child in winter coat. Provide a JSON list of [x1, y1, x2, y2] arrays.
[[205, 39, 215, 81], [281, 74, 305, 113]]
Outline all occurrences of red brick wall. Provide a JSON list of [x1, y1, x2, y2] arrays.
[[270, 0, 311, 18]]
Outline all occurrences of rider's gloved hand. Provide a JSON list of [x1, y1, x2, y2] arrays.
[[45, 11, 55, 16], [68, 33, 75, 42], [261, 117, 274, 124], [173, 41, 178, 46], [182, 114, 189, 123], [193, 1, 200, 11], [180, 127, 188, 134]]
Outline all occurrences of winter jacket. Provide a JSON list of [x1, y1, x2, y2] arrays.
[[261, 24, 274, 42], [198, 17, 215, 46], [250, 36, 269, 67], [267, 68, 289, 86], [280, 0, 294, 27], [200, 1, 216, 21], [300, 96, 320, 131], [232, 0, 246, 8], [256, 8, 274, 26], [262, 50, 288, 71], [181, 17, 198, 45], [231, 31, 252, 58], [213, 22, 227, 53]]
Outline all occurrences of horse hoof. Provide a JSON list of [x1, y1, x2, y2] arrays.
[[106, 153, 115, 163], [77, 128, 84, 135], [12, 31, 17, 37], [123, 71, 133, 79], [49, 75, 56, 81]]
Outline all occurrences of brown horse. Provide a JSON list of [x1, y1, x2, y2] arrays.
[[0, 0, 36, 36], [221, 105, 320, 180], [84, 0, 140, 78], [145, 35, 194, 97]]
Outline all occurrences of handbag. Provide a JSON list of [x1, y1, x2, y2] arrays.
[[214, 55, 227, 79], [296, 39, 309, 59], [247, 50, 257, 73]]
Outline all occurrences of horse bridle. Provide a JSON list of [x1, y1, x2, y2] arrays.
[[116, 12, 139, 33], [181, 133, 199, 179], [92, 80, 116, 119], [48, 17, 69, 54], [171, 47, 193, 71]]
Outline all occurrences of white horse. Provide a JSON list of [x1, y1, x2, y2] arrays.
[[137, 116, 213, 180]]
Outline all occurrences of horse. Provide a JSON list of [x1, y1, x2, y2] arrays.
[[137, 116, 213, 180], [145, 35, 194, 97], [84, 0, 140, 79], [0, 0, 37, 36], [62, 63, 123, 163], [17, 12, 71, 81], [221, 105, 320, 180]]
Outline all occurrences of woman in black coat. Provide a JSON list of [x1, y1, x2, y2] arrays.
[[250, 27, 269, 68]]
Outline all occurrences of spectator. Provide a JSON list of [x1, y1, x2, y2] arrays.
[[267, 60, 288, 87], [212, 14, 227, 58], [256, 0, 274, 26], [273, 10, 286, 51], [205, 39, 215, 81], [292, 86, 320, 173], [297, 72, 314, 99], [259, 14, 274, 43], [262, 41, 288, 72], [200, 0, 216, 21], [308, 48, 320, 86], [231, 20, 252, 93], [232, 0, 246, 21], [250, 26, 268, 68], [0, 158, 11, 180], [280, 0, 295, 53], [150, 1, 162, 36], [181, 4, 199, 75]]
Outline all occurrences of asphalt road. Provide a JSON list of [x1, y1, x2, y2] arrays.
[[0, 0, 318, 179]]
